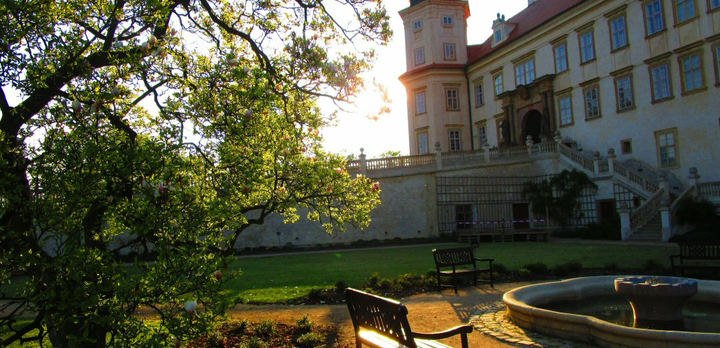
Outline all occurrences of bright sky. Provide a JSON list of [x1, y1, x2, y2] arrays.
[[321, 0, 529, 159]]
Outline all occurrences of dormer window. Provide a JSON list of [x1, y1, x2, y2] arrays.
[[494, 30, 502, 43], [442, 16, 454, 27], [413, 20, 423, 32]]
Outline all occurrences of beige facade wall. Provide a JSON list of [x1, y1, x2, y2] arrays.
[[466, 0, 720, 184]]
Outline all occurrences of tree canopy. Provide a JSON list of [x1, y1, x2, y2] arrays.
[[0, 0, 389, 346]]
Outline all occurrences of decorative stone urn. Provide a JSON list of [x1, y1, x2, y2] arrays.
[[614, 276, 698, 330]]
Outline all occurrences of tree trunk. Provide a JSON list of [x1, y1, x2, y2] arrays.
[[47, 314, 108, 348]]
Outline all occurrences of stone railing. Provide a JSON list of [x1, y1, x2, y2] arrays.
[[364, 154, 435, 171], [698, 181, 720, 198], [557, 143, 595, 172], [611, 159, 659, 193], [629, 188, 664, 233], [489, 145, 529, 159], [442, 149, 485, 164]]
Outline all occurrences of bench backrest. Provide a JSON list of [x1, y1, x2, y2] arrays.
[[679, 243, 720, 259], [433, 247, 476, 268], [345, 288, 417, 348]]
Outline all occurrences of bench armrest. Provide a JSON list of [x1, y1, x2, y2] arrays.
[[414, 324, 473, 347], [475, 258, 494, 262]]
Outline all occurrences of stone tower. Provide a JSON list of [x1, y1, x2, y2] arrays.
[[399, 0, 471, 156]]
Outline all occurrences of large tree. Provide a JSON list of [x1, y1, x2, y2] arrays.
[[0, 0, 388, 346]]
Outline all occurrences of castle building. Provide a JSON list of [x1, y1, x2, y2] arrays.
[[399, 0, 720, 184]]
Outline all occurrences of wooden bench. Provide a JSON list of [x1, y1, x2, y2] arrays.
[[670, 242, 720, 276], [433, 247, 493, 294], [345, 288, 472, 348]]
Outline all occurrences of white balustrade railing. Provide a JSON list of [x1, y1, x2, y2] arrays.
[[698, 181, 720, 198], [612, 159, 659, 193], [630, 188, 664, 232], [442, 149, 485, 164], [557, 143, 594, 172]]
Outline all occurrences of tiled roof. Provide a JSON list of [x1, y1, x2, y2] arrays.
[[467, 0, 585, 64]]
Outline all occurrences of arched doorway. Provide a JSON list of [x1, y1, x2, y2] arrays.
[[522, 110, 542, 144]]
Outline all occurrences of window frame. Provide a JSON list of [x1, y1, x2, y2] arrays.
[[621, 139, 633, 154], [583, 85, 601, 120], [448, 129, 462, 152], [445, 88, 460, 111], [414, 47, 425, 66], [674, 0, 698, 25], [514, 58, 535, 86], [649, 61, 674, 103], [578, 30, 596, 64], [493, 73, 504, 97], [476, 122, 488, 147], [494, 30, 502, 43], [614, 74, 635, 112], [415, 90, 426, 115], [678, 51, 705, 95], [442, 15, 454, 27], [474, 82, 484, 107], [553, 42, 569, 73], [608, 14, 629, 52], [557, 93, 574, 127], [443, 43, 457, 61], [710, 0, 720, 12], [655, 128, 679, 168], [413, 19, 423, 32], [417, 131, 429, 155], [713, 43, 720, 86], [643, 0, 666, 37]]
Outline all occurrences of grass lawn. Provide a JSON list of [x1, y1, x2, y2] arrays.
[[226, 241, 679, 303]]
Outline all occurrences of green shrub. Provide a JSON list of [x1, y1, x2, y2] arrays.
[[308, 288, 324, 300], [522, 262, 549, 274], [579, 218, 621, 240], [295, 332, 327, 348], [518, 268, 532, 278], [676, 197, 718, 229], [377, 278, 392, 290], [255, 320, 277, 338], [367, 272, 381, 288], [334, 280, 348, 293], [493, 263, 507, 273], [553, 262, 583, 277], [245, 336, 269, 348], [296, 315, 314, 333]]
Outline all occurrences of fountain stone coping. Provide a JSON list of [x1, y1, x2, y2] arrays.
[[503, 275, 720, 348]]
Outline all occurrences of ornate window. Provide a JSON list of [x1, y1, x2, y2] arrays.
[[494, 30, 502, 43], [445, 88, 459, 111], [679, 52, 704, 94], [414, 47, 424, 66], [448, 130, 462, 151], [558, 94, 574, 126], [650, 63, 672, 101], [674, 0, 697, 24], [474, 83, 484, 107], [644, 0, 665, 36], [711, 0, 720, 10], [514, 58, 535, 86], [442, 15, 454, 27], [615, 75, 634, 111], [609, 16, 628, 51], [413, 20, 423, 32], [417, 132, 429, 155], [415, 91, 426, 114], [554, 43, 568, 73], [583, 86, 601, 119], [621, 139, 633, 154], [655, 129, 678, 167], [579, 31, 595, 64], [494, 73, 503, 97], [477, 122, 488, 146], [444, 43, 456, 60], [713, 44, 720, 85]]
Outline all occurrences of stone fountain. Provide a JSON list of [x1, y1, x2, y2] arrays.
[[614, 276, 698, 330]]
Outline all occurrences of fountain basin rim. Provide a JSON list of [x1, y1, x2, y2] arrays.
[[503, 276, 720, 348]]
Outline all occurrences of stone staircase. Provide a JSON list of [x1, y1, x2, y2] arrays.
[[628, 213, 663, 241]]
